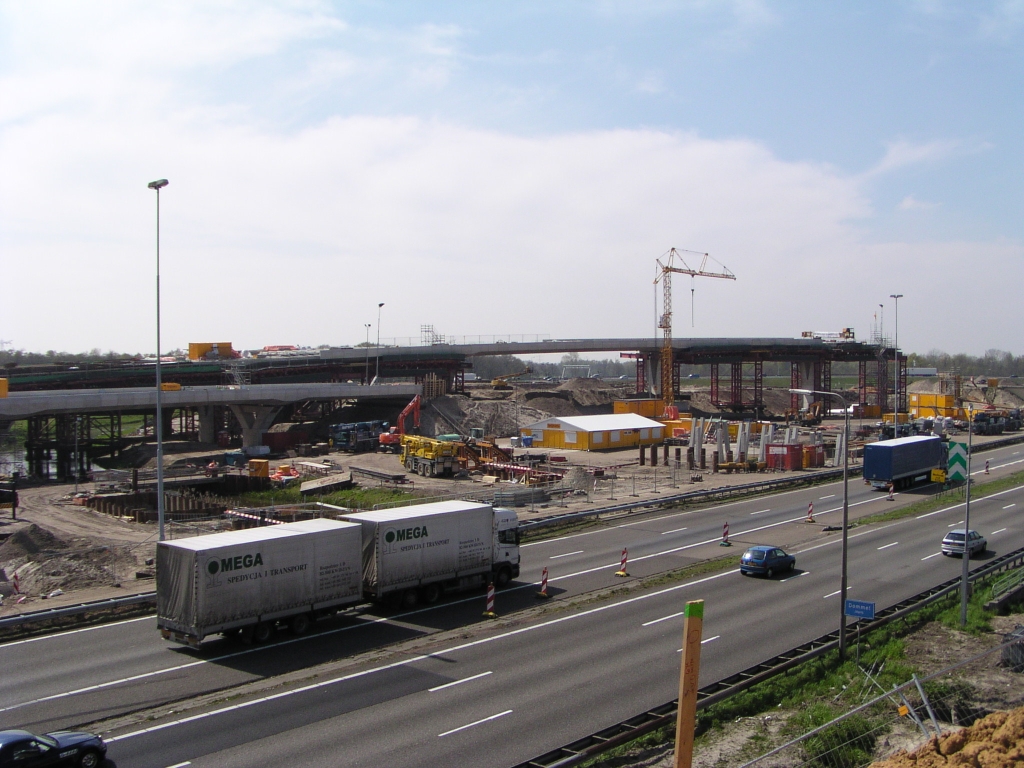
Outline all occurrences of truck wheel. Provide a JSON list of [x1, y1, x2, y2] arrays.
[[290, 614, 311, 635], [400, 589, 419, 609], [495, 567, 512, 588], [421, 583, 441, 604], [252, 622, 273, 644]]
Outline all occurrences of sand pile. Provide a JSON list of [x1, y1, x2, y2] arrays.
[[870, 706, 1024, 767]]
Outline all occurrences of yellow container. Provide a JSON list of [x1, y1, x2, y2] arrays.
[[0, 378, 7, 398], [248, 459, 270, 477], [160, 382, 181, 391], [614, 399, 662, 418]]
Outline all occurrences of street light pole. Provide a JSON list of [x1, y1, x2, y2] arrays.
[[74, 416, 81, 494], [364, 324, 371, 383], [890, 294, 903, 433], [792, 387, 850, 659], [148, 178, 169, 541], [961, 403, 974, 627], [375, 302, 384, 383]]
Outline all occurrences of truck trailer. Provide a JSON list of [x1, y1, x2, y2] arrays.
[[157, 518, 364, 646], [863, 435, 948, 490], [341, 500, 520, 609]]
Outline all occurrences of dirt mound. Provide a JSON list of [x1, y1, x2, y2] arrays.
[[870, 706, 1024, 767], [0, 524, 69, 558]]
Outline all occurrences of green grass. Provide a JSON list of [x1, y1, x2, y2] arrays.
[[232, 486, 416, 510]]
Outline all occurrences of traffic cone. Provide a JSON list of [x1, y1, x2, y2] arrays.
[[806, 502, 815, 523], [12, 572, 19, 595], [720, 522, 731, 547], [985, 460, 990, 475], [614, 548, 630, 577], [536, 567, 550, 600], [482, 582, 497, 618], [887, 484, 895, 501]]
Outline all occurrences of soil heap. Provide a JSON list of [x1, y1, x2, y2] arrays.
[[870, 706, 1024, 768]]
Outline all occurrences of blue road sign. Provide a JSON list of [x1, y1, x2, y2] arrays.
[[844, 599, 876, 620]]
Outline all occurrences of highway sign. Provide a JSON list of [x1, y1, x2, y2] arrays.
[[931, 469, 946, 483], [948, 442, 967, 481], [844, 599, 876, 620]]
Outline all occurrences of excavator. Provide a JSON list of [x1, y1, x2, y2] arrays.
[[491, 366, 532, 390], [378, 395, 421, 453]]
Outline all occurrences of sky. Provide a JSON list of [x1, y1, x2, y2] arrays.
[[1, 1, 1022, 357]]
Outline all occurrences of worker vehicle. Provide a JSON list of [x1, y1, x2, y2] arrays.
[[0, 728, 107, 767], [739, 546, 795, 577], [491, 366, 532, 390], [941, 529, 987, 558], [400, 434, 457, 477], [863, 434, 948, 490], [157, 518, 364, 646], [379, 395, 421, 453], [341, 501, 520, 609], [329, 420, 386, 452]]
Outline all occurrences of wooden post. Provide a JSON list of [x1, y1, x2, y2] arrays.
[[674, 599, 704, 768]]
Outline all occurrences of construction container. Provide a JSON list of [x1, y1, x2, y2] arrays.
[[160, 382, 182, 391], [0, 378, 7, 398], [613, 399, 663, 418], [262, 431, 309, 454], [188, 342, 236, 361], [861, 405, 881, 418], [248, 459, 270, 478], [802, 445, 825, 468], [765, 444, 802, 471]]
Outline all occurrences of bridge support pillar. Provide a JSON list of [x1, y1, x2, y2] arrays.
[[229, 405, 281, 450], [197, 406, 218, 444]]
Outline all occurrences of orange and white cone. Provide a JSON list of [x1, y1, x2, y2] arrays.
[[985, 460, 990, 475], [12, 572, 19, 595], [887, 483, 895, 501], [614, 548, 630, 577], [536, 567, 550, 599], [482, 582, 497, 618], [806, 502, 815, 523], [720, 522, 731, 547]]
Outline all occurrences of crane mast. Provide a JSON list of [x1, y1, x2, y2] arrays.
[[654, 248, 736, 412]]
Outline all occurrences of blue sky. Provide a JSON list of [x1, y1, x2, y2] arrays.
[[1, 1, 1022, 356]]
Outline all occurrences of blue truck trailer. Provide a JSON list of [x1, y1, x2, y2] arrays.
[[863, 434, 948, 490]]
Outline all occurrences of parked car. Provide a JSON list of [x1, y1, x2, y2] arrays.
[[941, 529, 987, 558], [0, 729, 106, 767], [740, 545, 795, 577]]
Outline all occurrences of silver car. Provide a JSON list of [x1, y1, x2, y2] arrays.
[[941, 529, 987, 558]]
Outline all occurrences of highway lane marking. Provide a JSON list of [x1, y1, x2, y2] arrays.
[[106, 568, 741, 743], [677, 636, 720, 652], [0, 615, 153, 649], [780, 572, 809, 583], [948, 521, 964, 527], [660, 526, 688, 535], [992, 528, 1007, 535], [643, 611, 684, 626], [921, 552, 942, 561], [1004, 504, 1016, 510], [549, 550, 584, 559], [973, 457, 1024, 476], [429, 671, 493, 692], [916, 483, 1024, 519], [820, 495, 835, 500], [823, 587, 851, 598], [749, 509, 770, 515], [520, 481, 854, 548], [165, 763, 191, 767], [438, 710, 513, 737], [877, 542, 899, 550]]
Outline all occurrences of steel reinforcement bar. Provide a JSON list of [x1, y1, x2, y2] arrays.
[[513, 545, 1024, 768]]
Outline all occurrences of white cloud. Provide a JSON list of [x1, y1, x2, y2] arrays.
[[898, 195, 939, 210], [862, 139, 960, 178]]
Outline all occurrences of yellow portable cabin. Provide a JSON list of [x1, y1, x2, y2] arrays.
[[520, 414, 665, 451]]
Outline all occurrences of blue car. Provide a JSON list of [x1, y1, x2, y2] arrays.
[[0, 729, 106, 767], [740, 545, 796, 577]]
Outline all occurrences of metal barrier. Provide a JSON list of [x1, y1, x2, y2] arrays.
[[0, 592, 156, 631]]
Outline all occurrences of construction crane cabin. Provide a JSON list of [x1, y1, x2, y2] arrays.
[[654, 248, 736, 413]]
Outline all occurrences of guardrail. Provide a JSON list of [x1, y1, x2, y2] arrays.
[[0, 592, 157, 631], [513, 546, 1024, 768], [991, 564, 1024, 599]]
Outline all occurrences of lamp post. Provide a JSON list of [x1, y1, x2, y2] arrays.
[[961, 403, 974, 627], [374, 302, 384, 383], [74, 416, 81, 494], [792, 387, 850, 659], [148, 178, 169, 541], [364, 324, 371, 384], [890, 294, 903, 433]]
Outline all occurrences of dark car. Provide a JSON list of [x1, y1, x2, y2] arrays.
[[740, 545, 796, 577], [941, 529, 987, 558], [0, 729, 106, 767]]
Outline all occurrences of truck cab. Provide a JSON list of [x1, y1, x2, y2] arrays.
[[493, 506, 521, 585]]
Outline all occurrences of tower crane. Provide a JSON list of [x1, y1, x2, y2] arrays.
[[654, 248, 736, 411]]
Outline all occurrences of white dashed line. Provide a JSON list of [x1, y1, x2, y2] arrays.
[[991, 528, 1007, 535], [921, 552, 942, 561], [429, 671, 493, 692], [877, 542, 899, 550], [439, 710, 512, 737], [661, 526, 688, 535], [1003, 504, 1016, 510], [549, 550, 584, 559], [750, 509, 770, 515]]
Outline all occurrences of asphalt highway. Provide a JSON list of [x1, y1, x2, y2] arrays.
[[2, 442, 1023, 767]]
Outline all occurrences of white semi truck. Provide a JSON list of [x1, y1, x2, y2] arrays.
[[157, 501, 520, 645], [340, 500, 520, 609]]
